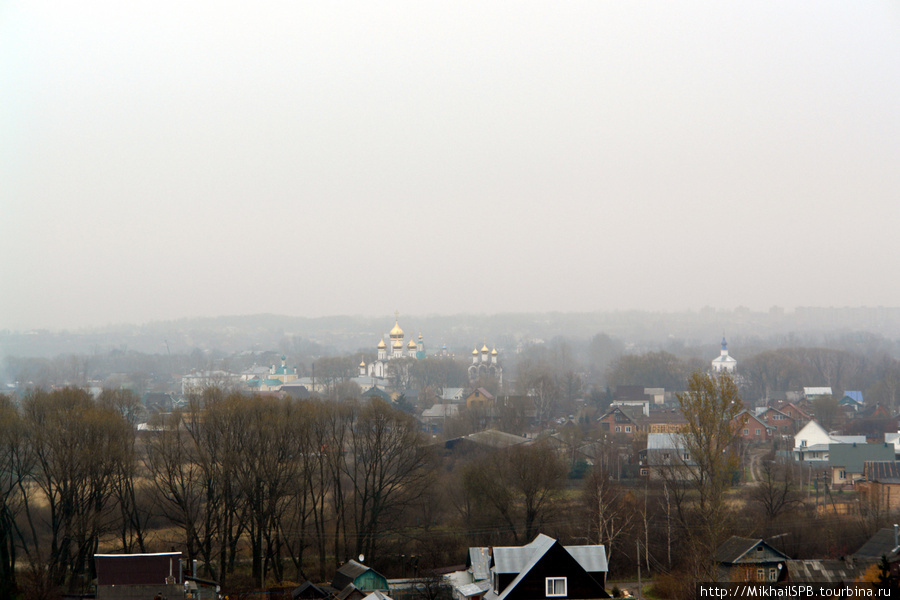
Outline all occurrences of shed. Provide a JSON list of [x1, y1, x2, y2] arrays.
[[332, 560, 389, 592]]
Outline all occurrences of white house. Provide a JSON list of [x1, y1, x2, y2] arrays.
[[803, 387, 833, 400], [793, 420, 865, 462]]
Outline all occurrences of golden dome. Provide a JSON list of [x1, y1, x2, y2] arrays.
[[408, 339, 416, 348], [392, 340, 403, 349], [377, 339, 386, 349], [491, 348, 498, 355], [472, 348, 479, 355], [359, 360, 366, 367], [390, 320, 403, 338], [481, 344, 489, 353]]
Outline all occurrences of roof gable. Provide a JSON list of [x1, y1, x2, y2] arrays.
[[715, 537, 789, 564], [735, 410, 767, 428], [492, 535, 608, 600], [601, 405, 647, 424]]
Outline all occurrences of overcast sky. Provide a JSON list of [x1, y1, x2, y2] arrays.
[[2, 1, 899, 331]]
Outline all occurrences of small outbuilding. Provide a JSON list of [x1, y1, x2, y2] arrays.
[[332, 560, 389, 593]]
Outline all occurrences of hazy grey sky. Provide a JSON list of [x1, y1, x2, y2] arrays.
[[2, 1, 899, 331]]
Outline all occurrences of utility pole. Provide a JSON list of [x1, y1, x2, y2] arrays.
[[815, 473, 820, 517], [636, 539, 642, 600]]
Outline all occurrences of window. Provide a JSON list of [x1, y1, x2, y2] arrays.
[[546, 578, 567, 597], [840, 470, 846, 479], [614, 426, 621, 432], [800, 440, 807, 447], [743, 429, 749, 435], [625, 426, 632, 433], [683, 452, 690, 461], [757, 568, 764, 581], [769, 568, 777, 581], [756, 428, 761, 436]]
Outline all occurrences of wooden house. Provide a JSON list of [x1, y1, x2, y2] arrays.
[[715, 537, 789, 583], [465, 534, 609, 600]]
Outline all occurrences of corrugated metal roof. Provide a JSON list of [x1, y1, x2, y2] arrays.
[[333, 560, 373, 591], [647, 432, 686, 450], [566, 545, 609, 573], [495, 536, 557, 600], [457, 581, 492, 597], [491, 535, 608, 580], [785, 559, 867, 582], [831, 435, 866, 444], [804, 387, 833, 396], [865, 461, 900, 481], [464, 429, 528, 449], [469, 548, 491, 581]]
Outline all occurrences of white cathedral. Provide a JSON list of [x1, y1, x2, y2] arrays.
[[358, 315, 425, 380]]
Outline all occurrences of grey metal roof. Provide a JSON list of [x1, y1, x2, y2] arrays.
[[335, 584, 360, 600], [469, 547, 492, 581], [422, 404, 458, 418], [831, 435, 867, 444], [785, 560, 868, 583], [565, 545, 609, 573], [490, 534, 608, 600], [647, 432, 686, 450], [854, 527, 900, 560], [463, 429, 528, 449], [492, 544, 540, 574], [457, 581, 492, 597], [292, 582, 330, 600], [332, 560, 374, 591], [495, 535, 557, 600]]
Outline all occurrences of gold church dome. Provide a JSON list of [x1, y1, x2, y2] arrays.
[[408, 339, 417, 348], [481, 344, 489, 353], [390, 320, 404, 337], [377, 339, 386, 349]]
